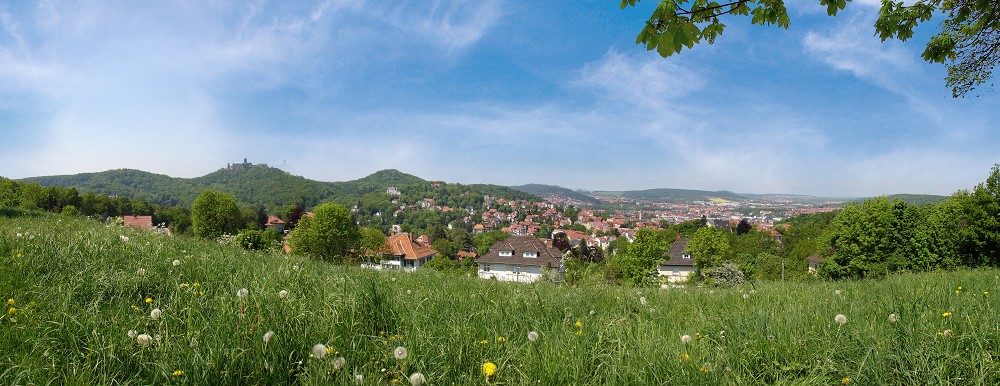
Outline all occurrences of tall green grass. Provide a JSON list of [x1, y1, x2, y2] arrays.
[[2, 212, 999, 384]]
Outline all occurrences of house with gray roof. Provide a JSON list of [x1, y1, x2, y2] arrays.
[[476, 235, 563, 283], [657, 237, 696, 283]]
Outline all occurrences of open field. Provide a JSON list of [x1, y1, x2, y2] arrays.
[[2, 211, 999, 385]]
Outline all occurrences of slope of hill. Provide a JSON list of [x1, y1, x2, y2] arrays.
[[510, 184, 600, 204]]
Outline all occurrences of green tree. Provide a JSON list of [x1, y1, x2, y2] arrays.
[[608, 228, 670, 285], [191, 190, 242, 239], [622, 0, 1000, 97], [289, 203, 359, 262], [687, 226, 734, 276], [474, 230, 510, 255], [358, 226, 390, 261]]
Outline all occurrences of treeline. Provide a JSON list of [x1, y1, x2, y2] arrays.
[[817, 165, 1000, 278], [0, 178, 194, 234]]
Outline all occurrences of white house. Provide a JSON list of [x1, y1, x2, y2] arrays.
[[657, 237, 696, 283], [476, 235, 563, 283]]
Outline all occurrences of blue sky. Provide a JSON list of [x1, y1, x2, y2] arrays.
[[1, 1, 997, 197]]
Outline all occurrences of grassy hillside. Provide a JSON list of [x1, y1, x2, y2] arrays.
[[2, 212, 999, 384]]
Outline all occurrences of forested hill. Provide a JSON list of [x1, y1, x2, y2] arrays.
[[18, 167, 535, 210], [510, 184, 600, 204]]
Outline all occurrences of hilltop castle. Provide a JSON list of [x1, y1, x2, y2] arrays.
[[227, 158, 268, 170]]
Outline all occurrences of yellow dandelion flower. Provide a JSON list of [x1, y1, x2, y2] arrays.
[[942, 312, 952, 317], [575, 321, 582, 328], [496, 336, 506, 343], [180, 283, 189, 288], [575, 330, 582, 336], [985, 291, 989, 295], [695, 333, 703, 341], [172, 370, 184, 377], [700, 364, 711, 373], [145, 297, 152, 304], [841, 376, 850, 384], [6, 298, 13, 306], [680, 353, 690, 361], [193, 282, 201, 288], [7, 307, 15, 315], [482, 362, 498, 377], [479, 339, 489, 345], [131, 305, 139, 311], [391, 378, 400, 384]]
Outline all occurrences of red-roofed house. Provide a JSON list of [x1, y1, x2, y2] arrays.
[[123, 215, 153, 231], [265, 215, 286, 233], [379, 233, 438, 271]]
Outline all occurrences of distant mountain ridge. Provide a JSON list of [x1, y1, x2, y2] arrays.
[[509, 184, 600, 204], [591, 187, 746, 202]]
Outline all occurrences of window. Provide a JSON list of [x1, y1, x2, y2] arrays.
[[673, 269, 679, 276], [499, 250, 513, 257], [522, 251, 537, 258], [682, 253, 692, 259], [483, 264, 491, 272]]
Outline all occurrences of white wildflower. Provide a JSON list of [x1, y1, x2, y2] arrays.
[[237, 288, 249, 299], [150, 308, 162, 320], [888, 313, 899, 322], [120, 235, 129, 242], [312, 343, 327, 358], [172, 259, 181, 266], [640, 296, 647, 305], [408, 372, 425, 386], [332, 356, 346, 372], [263, 331, 275, 343], [528, 331, 539, 342], [394, 346, 408, 360], [278, 290, 289, 299]]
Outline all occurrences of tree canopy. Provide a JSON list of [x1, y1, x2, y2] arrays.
[[191, 190, 242, 239], [622, 0, 1000, 97], [289, 203, 360, 262]]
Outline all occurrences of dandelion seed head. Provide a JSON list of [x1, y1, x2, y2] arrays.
[[835, 314, 847, 325], [943, 329, 953, 337], [394, 346, 408, 360], [528, 331, 539, 342], [640, 296, 647, 305], [136, 268, 146, 275], [263, 331, 275, 343], [278, 290, 289, 298], [408, 372, 425, 386], [332, 356, 346, 371], [137, 334, 152, 346], [127, 330, 138, 339], [150, 308, 162, 320], [834, 290, 842, 295], [354, 374, 364, 384], [681, 334, 692, 344], [172, 260, 181, 266], [888, 313, 899, 322], [237, 288, 249, 299], [312, 343, 327, 358]]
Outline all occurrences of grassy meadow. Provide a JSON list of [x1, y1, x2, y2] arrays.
[[2, 211, 999, 385]]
